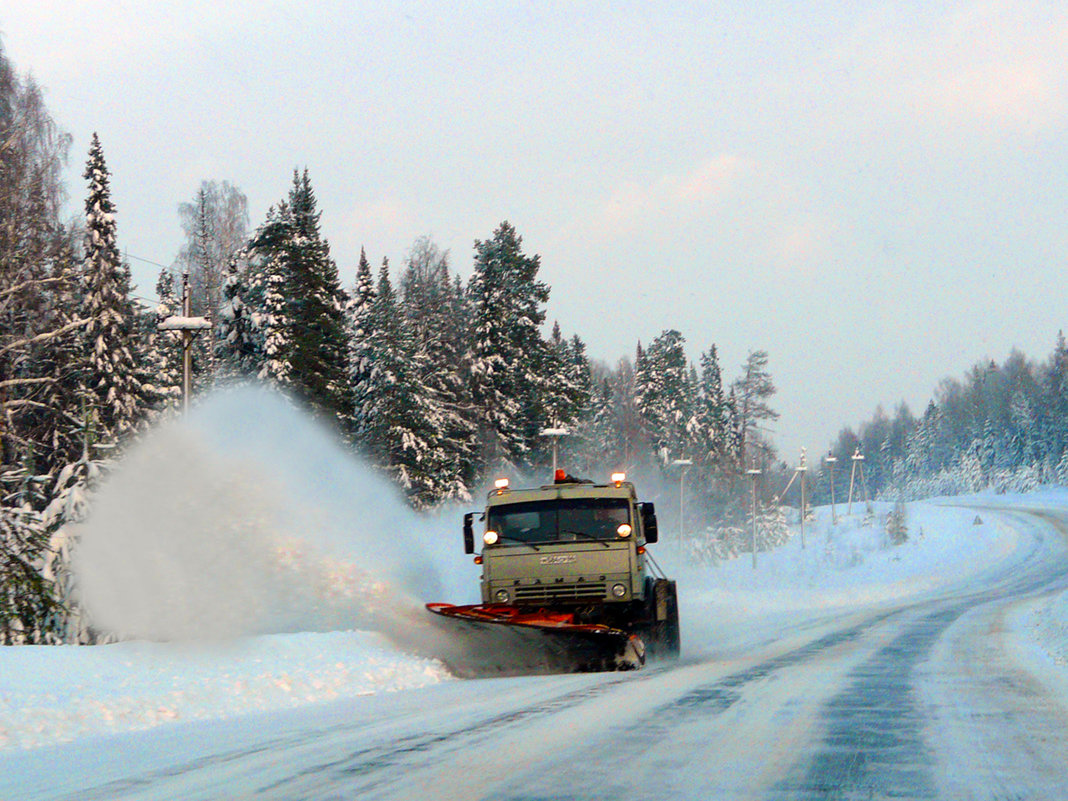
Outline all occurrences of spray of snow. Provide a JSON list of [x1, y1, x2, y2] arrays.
[[73, 386, 474, 649]]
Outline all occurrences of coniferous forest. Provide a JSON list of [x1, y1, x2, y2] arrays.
[[3, 43, 1068, 643]]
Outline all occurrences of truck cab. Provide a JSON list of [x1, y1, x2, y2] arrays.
[[462, 472, 675, 648]]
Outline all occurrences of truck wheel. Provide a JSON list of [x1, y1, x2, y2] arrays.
[[643, 579, 680, 660], [659, 580, 681, 659]]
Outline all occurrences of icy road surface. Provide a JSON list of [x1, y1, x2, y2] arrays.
[[5, 497, 1068, 800]]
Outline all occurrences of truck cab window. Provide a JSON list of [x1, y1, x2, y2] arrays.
[[488, 499, 631, 544]]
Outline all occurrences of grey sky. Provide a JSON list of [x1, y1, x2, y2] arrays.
[[4, 1, 1067, 460]]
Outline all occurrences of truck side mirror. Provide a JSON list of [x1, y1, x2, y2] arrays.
[[463, 512, 475, 554], [641, 502, 658, 543]]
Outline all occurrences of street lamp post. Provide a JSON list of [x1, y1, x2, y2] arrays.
[[848, 448, 865, 516], [796, 450, 808, 550], [746, 468, 762, 569], [671, 458, 692, 542], [539, 426, 569, 474], [824, 453, 838, 524]]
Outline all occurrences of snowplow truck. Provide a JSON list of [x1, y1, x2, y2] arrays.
[[427, 471, 680, 675]]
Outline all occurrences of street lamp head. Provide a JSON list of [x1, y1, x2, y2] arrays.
[[539, 428, 569, 437], [671, 458, 693, 467]]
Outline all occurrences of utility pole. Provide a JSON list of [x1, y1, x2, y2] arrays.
[[848, 448, 866, 516], [671, 458, 692, 542], [181, 272, 193, 410], [797, 449, 807, 549], [825, 453, 837, 524], [747, 467, 761, 569], [858, 449, 872, 514], [158, 271, 211, 413]]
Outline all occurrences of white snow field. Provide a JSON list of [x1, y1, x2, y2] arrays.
[[0, 632, 449, 750], [3, 391, 1068, 798]]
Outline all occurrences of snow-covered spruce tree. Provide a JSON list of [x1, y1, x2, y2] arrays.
[[81, 133, 147, 440], [258, 251, 292, 387], [245, 172, 349, 424], [632, 342, 651, 436], [467, 221, 550, 473], [397, 239, 478, 502], [433, 271, 480, 499], [215, 249, 261, 378], [755, 500, 790, 551], [348, 247, 377, 443], [567, 335, 592, 413], [282, 170, 350, 425], [541, 323, 584, 433], [558, 333, 593, 469], [580, 376, 616, 471], [885, 501, 908, 546], [359, 259, 442, 506], [684, 343, 741, 530], [1044, 331, 1068, 459], [695, 344, 731, 466], [638, 329, 696, 464], [227, 204, 287, 380]]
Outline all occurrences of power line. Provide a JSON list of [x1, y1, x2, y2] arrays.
[[124, 252, 172, 270]]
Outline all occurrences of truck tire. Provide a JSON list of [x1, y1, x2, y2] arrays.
[[642, 579, 681, 660], [657, 579, 681, 658]]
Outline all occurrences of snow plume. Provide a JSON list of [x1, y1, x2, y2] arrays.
[[73, 386, 463, 644]]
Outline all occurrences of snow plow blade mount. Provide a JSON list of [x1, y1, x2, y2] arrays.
[[426, 603, 645, 678]]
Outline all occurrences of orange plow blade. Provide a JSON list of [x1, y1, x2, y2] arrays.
[[426, 603, 645, 677]]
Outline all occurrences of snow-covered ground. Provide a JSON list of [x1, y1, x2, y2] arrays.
[[5, 487, 1067, 754], [674, 496, 1030, 657], [0, 632, 448, 750]]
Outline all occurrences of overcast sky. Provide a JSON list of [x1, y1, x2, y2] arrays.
[[4, 1, 1067, 460]]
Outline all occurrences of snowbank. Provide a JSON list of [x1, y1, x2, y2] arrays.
[[673, 497, 1029, 656], [0, 632, 449, 750], [993, 489, 1068, 703], [1014, 591, 1068, 675]]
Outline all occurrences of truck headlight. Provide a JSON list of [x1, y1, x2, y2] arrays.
[[611, 583, 627, 598], [483, 530, 499, 545], [494, 588, 510, 602], [617, 524, 632, 538]]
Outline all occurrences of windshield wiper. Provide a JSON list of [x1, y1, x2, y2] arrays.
[[558, 529, 611, 548]]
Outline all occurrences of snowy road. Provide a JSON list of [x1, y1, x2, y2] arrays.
[[6, 501, 1068, 800]]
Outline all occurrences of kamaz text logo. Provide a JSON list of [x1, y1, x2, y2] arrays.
[[539, 554, 577, 565]]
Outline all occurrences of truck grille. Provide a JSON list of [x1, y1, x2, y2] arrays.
[[513, 583, 607, 604]]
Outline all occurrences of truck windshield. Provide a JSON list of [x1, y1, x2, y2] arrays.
[[487, 498, 631, 545]]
